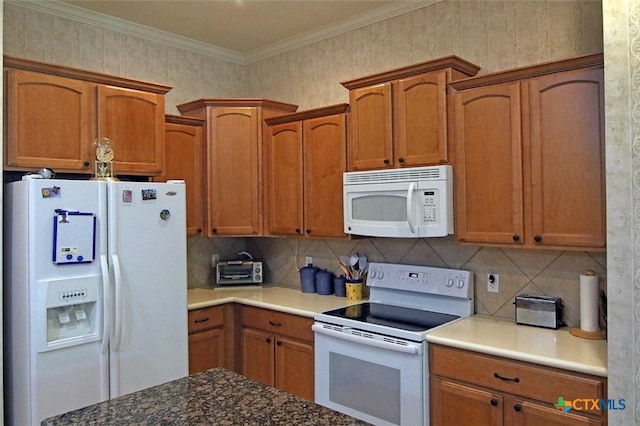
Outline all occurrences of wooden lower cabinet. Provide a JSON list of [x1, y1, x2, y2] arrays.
[[187, 305, 233, 374], [239, 306, 314, 400], [429, 344, 606, 426]]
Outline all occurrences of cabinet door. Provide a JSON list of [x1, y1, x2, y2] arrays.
[[453, 82, 525, 245], [303, 114, 347, 238], [274, 336, 314, 401], [159, 121, 205, 236], [188, 327, 225, 375], [265, 121, 304, 235], [348, 83, 393, 170], [506, 398, 602, 426], [430, 378, 502, 426], [241, 327, 275, 387], [97, 85, 165, 175], [528, 67, 606, 248], [209, 107, 260, 235], [395, 71, 448, 166], [5, 69, 95, 172]]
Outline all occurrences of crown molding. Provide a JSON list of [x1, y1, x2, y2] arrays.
[[8, 0, 245, 64], [8, 0, 439, 66], [243, 0, 439, 64]]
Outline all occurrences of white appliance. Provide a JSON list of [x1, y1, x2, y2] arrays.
[[343, 165, 453, 238], [4, 178, 188, 426], [313, 262, 473, 426]]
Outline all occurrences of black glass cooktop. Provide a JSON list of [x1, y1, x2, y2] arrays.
[[321, 302, 460, 332]]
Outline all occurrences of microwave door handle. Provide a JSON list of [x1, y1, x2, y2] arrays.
[[407, 182, 417, 234]]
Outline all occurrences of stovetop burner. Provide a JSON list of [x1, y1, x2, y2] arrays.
[[321, 302, 460, 332]]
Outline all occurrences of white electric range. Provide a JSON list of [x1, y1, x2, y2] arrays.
[[313, 262, 474, 426]]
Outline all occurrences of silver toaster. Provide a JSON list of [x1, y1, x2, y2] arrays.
[[514, 294, 564, 329]]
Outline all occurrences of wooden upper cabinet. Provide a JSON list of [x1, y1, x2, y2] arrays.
[[394, 71, 449, 166], [303, 112, 347, 237], [5, 69, 95, 172], [156, 115, 205, 236], [342, 56, 480, 171], [97, 85, 165, 175], [266, 121, 304, 235], [4, 55, 171, 176], [453, 82, 525, 245], [177, 98, 298, 237], [528, 67, 606, 248], [348, 83, 393, 170], [450, 53, 605, 250], [210, 107, 260, 235], [265, 104, 348, 238]]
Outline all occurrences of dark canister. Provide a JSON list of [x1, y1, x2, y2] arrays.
[[334, 275, 346, 297], [316, 269, 334, 295], [299, 263, 319, 293]]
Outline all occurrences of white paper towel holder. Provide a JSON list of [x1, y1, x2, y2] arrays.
[[569, 270, 606, 340]]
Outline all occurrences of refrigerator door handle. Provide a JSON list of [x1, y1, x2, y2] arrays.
[[112, 253, 124, 352], [100, 254, 111, 354]]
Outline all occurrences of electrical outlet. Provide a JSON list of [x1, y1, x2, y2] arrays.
[[211, 254, 220, 268], [487, 273, 499, 293], [306, 256, 313, 265]]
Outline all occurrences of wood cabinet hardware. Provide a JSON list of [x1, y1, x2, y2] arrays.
[[490, 398, 499, 406]]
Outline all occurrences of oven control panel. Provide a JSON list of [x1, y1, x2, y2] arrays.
[[367, 262, 473, 299]]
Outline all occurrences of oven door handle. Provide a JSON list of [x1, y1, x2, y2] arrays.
[[312, 324, 423, 355]]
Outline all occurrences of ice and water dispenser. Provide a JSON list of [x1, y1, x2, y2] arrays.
[[39, 210, 102, 351]]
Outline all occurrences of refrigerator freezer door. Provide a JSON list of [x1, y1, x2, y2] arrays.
[[107, 181, 188, 398], [4, 179, 109, 426]]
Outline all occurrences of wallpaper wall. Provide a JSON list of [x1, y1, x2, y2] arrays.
[[3, 0, 605, 328], [602, 1, 638, 424], [5, 0, 640, 423]]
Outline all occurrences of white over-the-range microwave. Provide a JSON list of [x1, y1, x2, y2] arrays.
[[343, 165, 453, 238]]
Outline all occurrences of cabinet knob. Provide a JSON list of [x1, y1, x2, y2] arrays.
[[212, 228, 217, 234], [490, 398, 498, 407], [534, 235, 542, 243], [398, 157, 405, 163], [276, 340, 282, 346], [383, 159, 390, 164], [83, 161, 90, 167], [265, 337, 272, 344], [513, 404, 522, 412], [305, 229, 311, 234], [295, 228, 301, 234], [196, 228, 202, 234], [512, 235, 520, 242]]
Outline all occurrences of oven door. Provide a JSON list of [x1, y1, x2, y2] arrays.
[[312, 323, 427, 426]]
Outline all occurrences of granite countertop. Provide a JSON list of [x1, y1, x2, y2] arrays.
[[188, 286, 361, 317], [426, 315, 608, 377], [42, 367, 370, 426]]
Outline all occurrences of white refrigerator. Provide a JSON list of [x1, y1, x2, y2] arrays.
[[4, 178, 189, 426]]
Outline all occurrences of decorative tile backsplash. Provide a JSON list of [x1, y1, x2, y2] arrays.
[[188, 235, 606, 328]]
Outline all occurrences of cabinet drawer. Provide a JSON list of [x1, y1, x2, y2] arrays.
[[430, 345, 605, 408], [240, 306, 313, 342], [188, 305, 224, 333]]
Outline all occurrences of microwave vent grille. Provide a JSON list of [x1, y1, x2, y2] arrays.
[[344, 166, 448, 184]]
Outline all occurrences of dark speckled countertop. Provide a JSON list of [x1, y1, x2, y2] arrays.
[[42, 367, 370, 425]]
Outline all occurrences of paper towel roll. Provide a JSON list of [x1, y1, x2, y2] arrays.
[[579, 270, 600, 332]]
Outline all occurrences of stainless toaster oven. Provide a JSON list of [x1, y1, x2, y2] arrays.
[[216, 261, 262, 286]]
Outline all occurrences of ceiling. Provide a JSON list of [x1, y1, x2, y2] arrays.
[[58, 0, 430, 61]]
